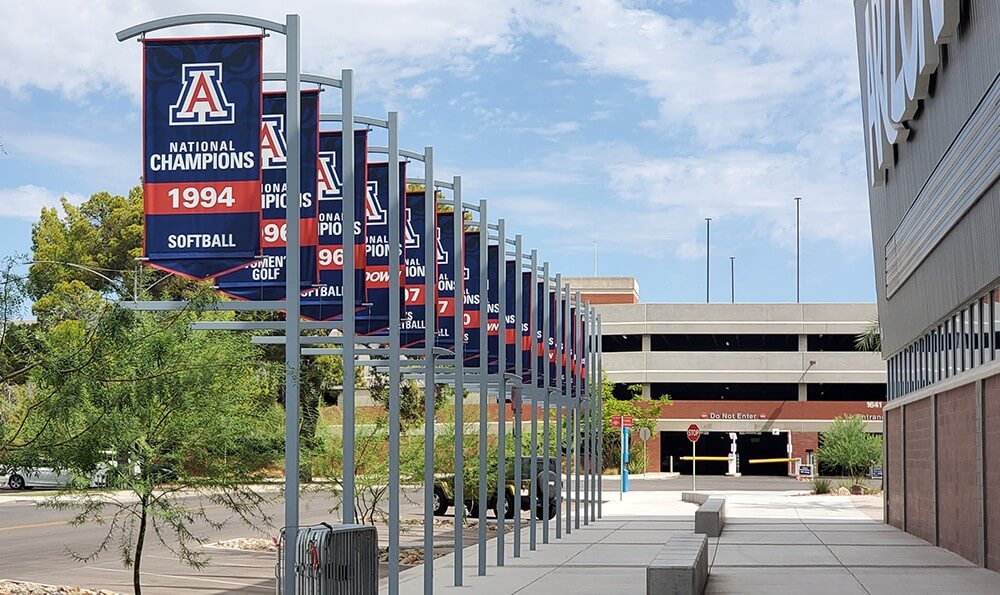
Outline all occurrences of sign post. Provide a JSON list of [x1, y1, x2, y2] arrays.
[[687, 423, 701, 491], [638, 427, 651, 478]]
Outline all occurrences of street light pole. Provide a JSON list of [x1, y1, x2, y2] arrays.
[[730, 256, 735, 304], [705, 218, 711, 303], [795, 197, 801, 303]]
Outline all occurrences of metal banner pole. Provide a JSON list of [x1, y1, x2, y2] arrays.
[[597, 313, 603, 519], [570, 288, 580, 530], [529, 250, 538, 551], [589, 304, 597, 522], [341, 68, 357, 526], [282, 15, 301, 595], [387, 111, 401, 595], [496, 219, 507, 567], [542, 262, 551, 544], [554, 274, 563, 540], [423, 148, 437, 593], [477, 199, 489, 576], [452, 173, 465, 587], [577, 294, 588, 526], [513, 235, 524, 558]]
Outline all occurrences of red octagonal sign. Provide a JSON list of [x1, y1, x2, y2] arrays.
[[687, 424, 701, 443]]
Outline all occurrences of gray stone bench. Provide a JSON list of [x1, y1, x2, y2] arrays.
[[694, 496, 726, 538], [647, 533, 708, 595]]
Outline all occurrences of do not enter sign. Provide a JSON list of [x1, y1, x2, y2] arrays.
[[687, 424, 701, 442]]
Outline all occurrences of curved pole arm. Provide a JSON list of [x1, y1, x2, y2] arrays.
[[321, 114, 390, 129], [117, 13, 286, 41], [265, 71, 342, 89]]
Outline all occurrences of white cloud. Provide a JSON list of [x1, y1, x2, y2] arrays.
[[0, 185, 84, 220], [0, 1, 527, 103]]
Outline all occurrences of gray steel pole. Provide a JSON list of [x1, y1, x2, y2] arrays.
[[570, 288, 579, 531], [423, 148, 436, 593], [705, 217, 711, 303], [597, 313, 603, 519], [282, 15, 301, 595], [554, 275, 563, 540], [529, 249, 538, 551], [730, 256, 735, 303], [513, 235, 524, 558], [590, 304, 597, 522], [795, 196, 801, 303], [496, 219, 507, 567], [341, 68, 357, 526], [452, 173, 465, 587], [542, 261, 551, 544], [387, 111, 401, 595], [477, 199, 489, 576]]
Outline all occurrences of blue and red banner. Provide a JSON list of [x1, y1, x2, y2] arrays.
[[486, 245, 501, 375], [521, 271, 533, 385], [548, 289, 558, 389], [358, 162, 407, 336], [535, 281, 546, 388], [435, 210, 459, 351], [142, 35, 262, 279], [401, 191, 429, 347], [463, 229, 481, 366], [215, 90, 319, 300], [302, 129, 368, 320]]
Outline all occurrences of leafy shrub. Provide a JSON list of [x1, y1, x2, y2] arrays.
[[812, 478, 832, 494]]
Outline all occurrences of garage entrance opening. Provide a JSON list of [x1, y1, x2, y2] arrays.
[[659, 431, 729, 475], [737, 432, 789, 476]]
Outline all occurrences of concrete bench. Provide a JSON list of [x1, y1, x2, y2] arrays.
[[694, 496, 726, 538], [647, 533, 708, 595]]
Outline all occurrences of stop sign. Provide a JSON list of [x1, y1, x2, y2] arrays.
[[687, 424, 701, 442]]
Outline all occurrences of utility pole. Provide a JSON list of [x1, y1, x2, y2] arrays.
[[705, 217, 712, 303], [795, 197, 801, 303], [730, 256, 735, 303]]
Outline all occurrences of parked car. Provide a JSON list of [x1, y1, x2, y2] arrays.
[[5, 464, 109, 490], [432, 456, 559, 520]]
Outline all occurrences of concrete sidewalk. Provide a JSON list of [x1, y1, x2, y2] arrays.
[[386, 491, 1000, 594]]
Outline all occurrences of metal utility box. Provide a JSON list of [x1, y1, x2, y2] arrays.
[[276, 523, 378, 594]]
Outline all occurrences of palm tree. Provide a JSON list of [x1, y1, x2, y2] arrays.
[[855, 318, 881, 352]]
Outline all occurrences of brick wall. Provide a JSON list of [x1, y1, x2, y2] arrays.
[[886, 407, 904, 529], [985, 374, 1000, 570], [936, 383, 978, 561], [790, 431, 818, 466], [904, 399, 935, 543]]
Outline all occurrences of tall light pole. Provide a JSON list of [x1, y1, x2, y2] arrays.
[[705, 217, 712, 303], [593, 241, 598, 276], [730, 256, 735, 303], [794, 197, 801, 303]]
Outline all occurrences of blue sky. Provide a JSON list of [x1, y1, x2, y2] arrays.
[[0, 0, 876, 304]]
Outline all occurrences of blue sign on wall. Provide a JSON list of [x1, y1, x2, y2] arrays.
[[142, 35, 263, 279]]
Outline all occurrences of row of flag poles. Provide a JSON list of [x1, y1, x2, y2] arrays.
[[117, 13, 604, 594]]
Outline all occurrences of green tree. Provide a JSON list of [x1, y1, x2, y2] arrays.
[[855, 318, 882, 352], [23, 300, 282, 595], [817, 414, 882, 486], [600, 374, 667, 472]]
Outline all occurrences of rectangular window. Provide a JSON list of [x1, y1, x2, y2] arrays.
[[958, 312, 966, 373], [982, 295, 992, 364], [972, 301, 981, 368], [946, 319, 953, 378]]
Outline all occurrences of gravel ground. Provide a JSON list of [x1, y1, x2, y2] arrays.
[[0, 581, 122, 595]]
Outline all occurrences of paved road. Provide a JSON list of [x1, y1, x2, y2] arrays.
[[0, 486, 446, 594], [0, 475, 857, 593]]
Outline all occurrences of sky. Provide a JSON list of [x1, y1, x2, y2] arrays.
[[0, 0, 876, 304]]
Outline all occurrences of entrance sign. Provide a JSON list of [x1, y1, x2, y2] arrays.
[[142, 35, 263, 279], [303, 129, 368, 320], [215, 90, 319, 300]]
